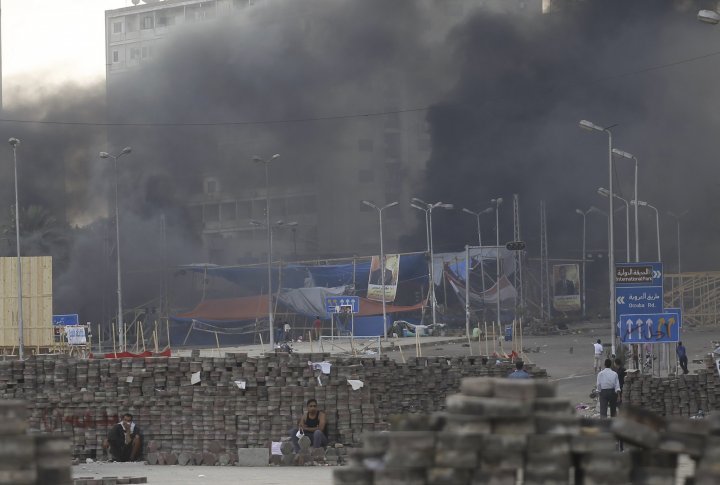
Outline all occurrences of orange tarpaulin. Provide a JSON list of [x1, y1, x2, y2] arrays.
[[175, 295, 424, 321]]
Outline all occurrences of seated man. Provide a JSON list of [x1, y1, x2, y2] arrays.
[[289, 399, 327, 452], [103, 413, 143, 462], [507, 360, 531, 379]]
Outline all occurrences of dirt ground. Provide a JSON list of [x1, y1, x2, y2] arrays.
[[72, 322, 718, 484]]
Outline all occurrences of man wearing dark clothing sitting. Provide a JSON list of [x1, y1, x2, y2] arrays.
[[289, 399, 328, 452], [103, 413, 143, 462]]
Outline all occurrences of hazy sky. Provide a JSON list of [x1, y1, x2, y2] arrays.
[[3, 0, 132, 87]]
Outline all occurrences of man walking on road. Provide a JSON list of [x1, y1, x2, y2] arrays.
[[593, 339, 604, 373], [596, 358, 621, 418]]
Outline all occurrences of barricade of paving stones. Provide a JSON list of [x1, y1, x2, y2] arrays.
[[0, 399, 73, 485], [623, 369, 720, 417], [0, 353, 537, 463], [334, 376, 720, 485]]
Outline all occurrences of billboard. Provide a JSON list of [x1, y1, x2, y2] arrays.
[[367, 254, 400, 302], [553, 263, 580, 311]]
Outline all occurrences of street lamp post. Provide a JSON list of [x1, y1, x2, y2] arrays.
[[579, 119, 617, 355], [668, 211, 687, 310], [612, 148, 639, 262], [575, 208, 589, 318], [633, 200, 661, 261], [598, 187, 630, 262], [411, 199, 453, 326], [461, 207, 493, 316], [9, 138, 24, 359], [252, 154, 280, 348], [490, 198, 503, 327], [362, 200, 399, 338], [100, 146, 132, 351]]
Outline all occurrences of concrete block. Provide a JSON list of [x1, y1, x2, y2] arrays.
[[236, 448, 268, 466]]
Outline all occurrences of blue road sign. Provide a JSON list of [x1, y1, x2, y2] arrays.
[[615, 285, 663, 318], [666, 307, 682, 328], [325, 296, 360, 314], [615, 262, 663, 287], [53, 314, 79, 326], [618, 312, 680, 343]]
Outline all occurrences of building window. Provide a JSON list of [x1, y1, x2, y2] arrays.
[[205, 178, 219, 194], [221, 202, 237, 221], [130, 48, 140, 60], [112, 50, 119, 63], [358, 139, 374, 152], [157, 15, 175, 27], [141, 46, 151, 59], [141, 15, 154, 30], [358, 169, 374, 183], [384, 132, 401, 159], [112, 21, 123, 34], [204, 204, 220, 223]]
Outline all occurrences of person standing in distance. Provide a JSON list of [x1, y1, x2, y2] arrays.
[[596, 358, 621, 418], [593, 339, 604, 373]]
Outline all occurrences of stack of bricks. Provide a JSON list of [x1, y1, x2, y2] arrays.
[[334, 376, 720, 485], [0, 399, 73, 485], [624, 370, 720, 416], [0, 353, 535, 461]]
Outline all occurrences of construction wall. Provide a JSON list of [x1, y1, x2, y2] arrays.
[[0, 353, 544, 461], [0, 256, 53, 348]]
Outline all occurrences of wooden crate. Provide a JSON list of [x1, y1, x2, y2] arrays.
[[0, 256, 53, 348]]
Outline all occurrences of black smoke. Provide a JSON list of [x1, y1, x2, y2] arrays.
[[2, 0, 719, 328]]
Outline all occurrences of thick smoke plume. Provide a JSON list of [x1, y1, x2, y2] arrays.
[[1, 0, 719, 327]]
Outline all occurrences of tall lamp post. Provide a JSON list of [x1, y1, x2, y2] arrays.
[[9, 138, 24, 359], [362, 200, 399, 338], [252, 154, 280, 348], [668, 211, 687, 310], [579, 119, 617, 355], [461, 207, 493, 314], [411, 199, 453, 326], [100, 146, 132, 351], [598, 187, 630, 262], [612, 148, 639, 262], [490, 198, 503, 327], [575, 208, 589, 318], [633, 200, 661, 261]]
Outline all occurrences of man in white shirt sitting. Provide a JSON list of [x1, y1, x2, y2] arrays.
[[596, 358, 621, 418], [593, 339, 604, 373]]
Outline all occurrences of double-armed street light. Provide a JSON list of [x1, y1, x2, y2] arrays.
[[611, 148, 640, 262], [252, 154, 280, 348], [632, 200, 661, 262], [100, 146, 133, 351], [411, 199, 453, 326], [461, 207, 493, 314], [579, 119, 617, 355], [362, 200, 399, 338], [597, 187, 630, 262], [490, 198, 503, 326], [9, 138, 24, 359]]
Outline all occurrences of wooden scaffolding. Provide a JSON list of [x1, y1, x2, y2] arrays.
[[664, 272, 720, 326]]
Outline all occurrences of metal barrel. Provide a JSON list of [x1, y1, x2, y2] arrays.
[[34, 434, 73, 485]]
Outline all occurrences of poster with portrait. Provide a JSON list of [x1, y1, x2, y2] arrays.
[[367, 254, 400, 302], [553, 263, 581, 311]]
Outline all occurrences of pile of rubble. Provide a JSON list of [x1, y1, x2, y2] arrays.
[[0, 353, 540, 461], [335, 376, 720, 485]]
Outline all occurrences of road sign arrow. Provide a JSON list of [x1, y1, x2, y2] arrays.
[[653, 270, 661, 278], [616, 296, 625, 304]]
